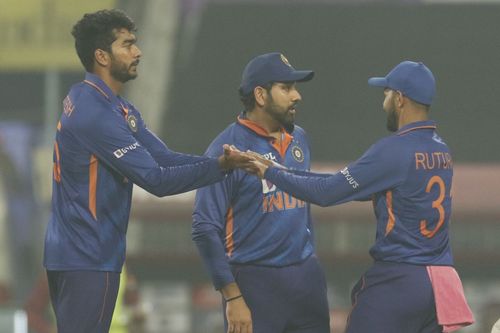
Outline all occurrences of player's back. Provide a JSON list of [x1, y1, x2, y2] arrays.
[[370, 122, 454, 266]]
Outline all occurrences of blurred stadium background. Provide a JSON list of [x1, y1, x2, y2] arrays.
[[1, 0, 499, 332]]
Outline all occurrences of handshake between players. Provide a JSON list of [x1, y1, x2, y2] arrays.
[[221, 144, 274, 178]]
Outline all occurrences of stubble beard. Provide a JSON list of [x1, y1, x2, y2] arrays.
[[386, 99, 399, 132], [264, 98, 295, 133], [110, 57, 138, 83]]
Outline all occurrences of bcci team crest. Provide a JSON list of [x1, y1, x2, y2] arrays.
[[291, 146, 304, 162], [127, 115, 138, 132], [280, 54, 292, 67]]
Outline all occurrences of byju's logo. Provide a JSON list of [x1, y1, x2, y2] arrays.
[[340, 167, 359, 189], [113, 142, 140, 159]]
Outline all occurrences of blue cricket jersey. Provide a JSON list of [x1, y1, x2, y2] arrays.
[[265, 120, 454, 265], [44, 73, 226, 272], [192, 115, 315, 289]]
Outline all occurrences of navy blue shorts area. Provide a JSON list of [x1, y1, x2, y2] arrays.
[[47, 270, 120, 333], [346, 261, 440, 333], [226, 255, 330, 333]]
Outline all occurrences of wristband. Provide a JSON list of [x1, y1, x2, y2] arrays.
[[225, 294, 243, 302]]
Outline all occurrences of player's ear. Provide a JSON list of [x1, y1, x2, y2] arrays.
[[254, 86, 267, 107], [94, 49, 110, 68], [396, 90, 405, 108]]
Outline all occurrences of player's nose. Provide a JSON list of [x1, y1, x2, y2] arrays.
[[133, 45, 142, 58], [291, 88, 302, 102]]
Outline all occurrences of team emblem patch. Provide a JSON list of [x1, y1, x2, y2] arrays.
[[127, 115, 138, 132], [280, 54, 292, 67], [291, 146, 304, 162]]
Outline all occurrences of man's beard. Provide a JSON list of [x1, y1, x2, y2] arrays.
[[264, 98, 296, 133], [110, 57, 138, 83], [386, 99, 399, 132]]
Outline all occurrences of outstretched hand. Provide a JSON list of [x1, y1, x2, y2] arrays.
[[219, 144, 278, 178], [218, 145, 271, 178], [218, 144, 259, 174], [244, 150, 270, 178], [245, 151, 273, 167]]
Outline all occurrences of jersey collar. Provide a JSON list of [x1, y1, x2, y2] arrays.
[[396, 120, 437, 136], [83, 72, 121, 106], [237, 113, 293, 158]]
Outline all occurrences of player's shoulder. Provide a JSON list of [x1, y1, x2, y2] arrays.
[[291, 124, 308, 137], [204, 122, 244, 156], [69, 82, 111, 117], [63, 83, 117, 133], [213, 121, 253, 145], [120, 97, 140, 114], [378, 131, 409, 145], [370, 133, 410, 157]]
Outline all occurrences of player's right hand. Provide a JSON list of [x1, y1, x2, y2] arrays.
[[226, 297, 253, 333], [218, 144, 258, 173], [245, 150, 273, 167]]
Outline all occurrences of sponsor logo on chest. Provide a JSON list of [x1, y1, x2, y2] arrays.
[[262, 152, 277, 162]]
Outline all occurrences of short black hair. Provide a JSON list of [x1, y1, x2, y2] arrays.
[[239, 82, 273, 111], [71, 9, 136, 72]]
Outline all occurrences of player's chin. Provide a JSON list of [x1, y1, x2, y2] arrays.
[[283, 118, 295, 131], [128, 70, 138, 79]]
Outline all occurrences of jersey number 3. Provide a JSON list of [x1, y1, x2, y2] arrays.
[[420, 175, 446, 238]]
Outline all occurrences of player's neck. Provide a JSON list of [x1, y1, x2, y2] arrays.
[[398, 107, 429, 129], [93, 69, 123, 95], [246, 109, 282, 138]]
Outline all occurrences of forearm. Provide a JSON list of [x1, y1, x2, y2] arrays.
[[132, 158, 225, 197], [264, 167, 351, 207], [220, 282, 243, 299], [192, 222, 235, 290], [287, 168, 332, 178]]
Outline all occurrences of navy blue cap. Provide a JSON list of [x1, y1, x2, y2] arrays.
[[240, 52, 314, 95], [368, 61, 436, 105]]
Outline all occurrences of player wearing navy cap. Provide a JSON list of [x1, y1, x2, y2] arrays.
[[192, 53, 330, 333], [44, 9, 254, 333], [249, 61, 474, 333]]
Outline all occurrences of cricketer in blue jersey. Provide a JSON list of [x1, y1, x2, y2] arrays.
[[192, 53, 330, 333], [250, 61, 474, 333], [43, 10, 254, 333]]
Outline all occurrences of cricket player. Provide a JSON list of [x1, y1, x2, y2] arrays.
[[250, 61, 474, 333], [43, 9, 253, 333], [192, 53, 330, 333]]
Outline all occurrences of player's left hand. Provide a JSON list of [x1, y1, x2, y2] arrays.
[[226, 296, 253, 333]]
